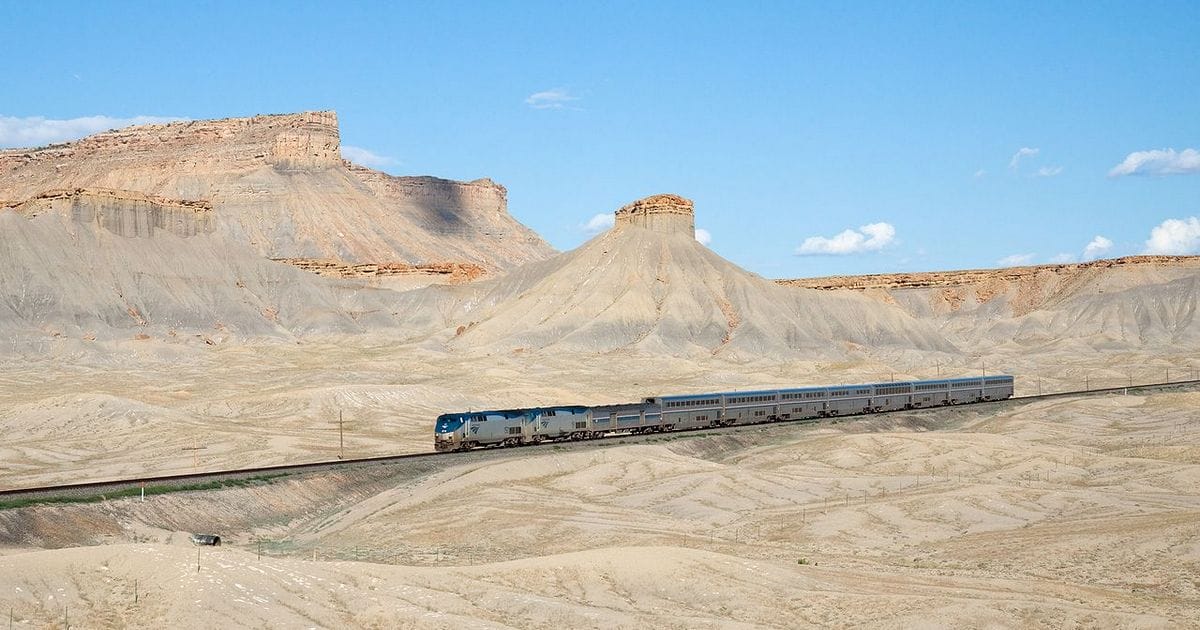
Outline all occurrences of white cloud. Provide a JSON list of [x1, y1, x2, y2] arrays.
[[1144, 217, 1200, 255], [973, 169, 986, 179], [1108, 148, 1200, 177], [0, 114, 184, 147], [796, 222, 896, 256], [583, 212, 614, 235], [341, 145, 399, 169], [997, 253, 1036, 267], [1035, 165, 1063, 177], [1081, 235, 1113, 261], [695, 228, 712, 246], [525, 88, 580, 110], [1049, 253, 1076, 264], [1009, 147, 1039, 169]]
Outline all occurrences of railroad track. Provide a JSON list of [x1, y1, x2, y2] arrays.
[[3, 378, 1198, 505]]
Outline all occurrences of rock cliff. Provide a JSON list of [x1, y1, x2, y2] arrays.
[[614, 193, 695, 236], [0, 111, 553, 270]]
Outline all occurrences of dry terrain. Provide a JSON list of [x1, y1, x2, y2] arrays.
[[2, 389, 1198, 628]]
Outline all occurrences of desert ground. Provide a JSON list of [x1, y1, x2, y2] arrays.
[[0, 336, 1194, 490], [2, 381, 1198, 628]]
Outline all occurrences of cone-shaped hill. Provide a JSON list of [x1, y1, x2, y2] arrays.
[[395, 194, 956, 357]]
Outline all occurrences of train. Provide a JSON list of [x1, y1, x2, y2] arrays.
[[433, 375, 1015, 452]]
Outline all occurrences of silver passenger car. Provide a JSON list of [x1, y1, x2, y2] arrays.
[[434, 376, 1015, 451]]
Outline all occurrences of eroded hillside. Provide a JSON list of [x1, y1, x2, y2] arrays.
[[0, 111, 553, 271]]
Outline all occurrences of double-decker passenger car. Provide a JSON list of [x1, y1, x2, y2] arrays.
[[434, 375, 1015, 451]]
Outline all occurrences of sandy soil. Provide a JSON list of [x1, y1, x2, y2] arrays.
[[0, 335, 1195, 489], [1, 387, 1198, 628]]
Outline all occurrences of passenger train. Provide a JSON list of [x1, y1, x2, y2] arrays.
[[434, 375, 1015, 452]]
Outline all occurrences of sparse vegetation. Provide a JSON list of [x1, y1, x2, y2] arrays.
[[0, 473, 288, 511]]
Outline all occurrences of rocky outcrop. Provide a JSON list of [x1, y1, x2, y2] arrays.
[[614, 193, 695, 236], [267, 111, 340, 170], [0, 111, 343, 185], [778, 256, 1200, 291], [0, 111, 554, 270], [274, 258, 486, 283], [779, 255, 1200, 317]]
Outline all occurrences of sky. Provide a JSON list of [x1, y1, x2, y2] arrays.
[[2, 1, 1198, 278]]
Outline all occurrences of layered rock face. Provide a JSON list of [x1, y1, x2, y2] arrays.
[[614, 193, 695, 236], [0, 111, 553, 270], [5, 188, 214, 238], [0, 188, 408, 343]]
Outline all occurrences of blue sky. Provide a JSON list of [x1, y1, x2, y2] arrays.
[[3, 1, 1198, 277]]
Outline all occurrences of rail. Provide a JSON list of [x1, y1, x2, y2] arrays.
[[2, 378, 1197, 503]]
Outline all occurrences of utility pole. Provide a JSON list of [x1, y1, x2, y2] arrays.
[[339, 410, 345, 460]]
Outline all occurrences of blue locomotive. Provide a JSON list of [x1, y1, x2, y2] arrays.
[[434, 376, 1014, 452]]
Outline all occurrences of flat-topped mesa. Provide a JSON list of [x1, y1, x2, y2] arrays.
[[614, 194, 695, 237], [0, 110, 342, 177], [0, 109, 556, 269]]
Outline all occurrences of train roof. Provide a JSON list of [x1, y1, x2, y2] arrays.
[[435, 409, 525, 422], [654, 376, 1014, 402], [439, 375, 1017, 422], [435, 405, 590, 422], [654, 392, 722, 402]]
